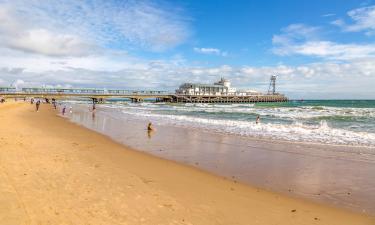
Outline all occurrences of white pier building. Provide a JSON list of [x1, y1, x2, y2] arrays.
[[176, 78, 260, 96]]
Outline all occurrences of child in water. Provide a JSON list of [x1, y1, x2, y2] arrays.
[[256, 115, 260, 124]]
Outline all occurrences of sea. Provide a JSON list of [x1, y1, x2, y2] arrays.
[[94, 99, 375, 147]]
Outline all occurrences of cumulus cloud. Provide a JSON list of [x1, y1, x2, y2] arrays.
[[332, 5, 375, 35], [1, 55, 375, 99], [0, 3, 94, 56], [7, 29, 93, 57], [193, 47, 228, 56]]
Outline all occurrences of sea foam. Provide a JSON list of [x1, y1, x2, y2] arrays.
[[81, 101, 375, 147]]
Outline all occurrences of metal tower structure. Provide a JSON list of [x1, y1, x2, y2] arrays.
[[268, 75, 277, 95]]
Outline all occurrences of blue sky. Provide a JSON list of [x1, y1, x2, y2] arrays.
[[0, 0, 375, 99]]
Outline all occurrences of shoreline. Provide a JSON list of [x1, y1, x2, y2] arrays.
[[68, 101, 375, 149], [97, 100, 375, 148], [1, 101, 374, 225]]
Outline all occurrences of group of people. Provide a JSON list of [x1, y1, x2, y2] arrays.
[[30, 98, 42, 112], [29, 97, 58, 112]]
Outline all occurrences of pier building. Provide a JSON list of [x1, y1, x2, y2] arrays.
[[176, 78, 261, 96]]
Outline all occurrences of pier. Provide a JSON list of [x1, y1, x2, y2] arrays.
[[0, 87, 288, 103], [0, 87, 173, 103]]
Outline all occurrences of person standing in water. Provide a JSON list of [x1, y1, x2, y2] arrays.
[[91, 103, 96, 118], [35, 100, 41, 112], [147, 122, 155, 138], [256, 115, 260, 124], [147, 122, 154, 131], [62, 106, 66, 115]]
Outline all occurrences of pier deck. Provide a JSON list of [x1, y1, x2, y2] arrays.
[[171, 94, 288, 103]]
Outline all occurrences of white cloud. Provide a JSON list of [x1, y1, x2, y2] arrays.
[[1, 55, 375, 99], [0, 0, 191, 54], [272, 24, 375, 60], [9, 29, 93, 57], [11, 79, 25, 89], [331, 19, 345, 26], [332, 5, 375, 35], [193, 47, 228, 56], [322, 13, 335, 17], [274, 41, 375, 60], [272, 24, 320, 44]]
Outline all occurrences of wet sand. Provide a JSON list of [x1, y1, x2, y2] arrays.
[[67, 103, 375, 215], [1, 101, 375, 225]]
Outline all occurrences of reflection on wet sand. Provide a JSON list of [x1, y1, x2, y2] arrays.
[[147, 129, 154, 139]]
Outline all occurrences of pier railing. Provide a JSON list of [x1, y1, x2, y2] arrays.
[[18, 87, 170, 95], [0, 87, 171, 96]]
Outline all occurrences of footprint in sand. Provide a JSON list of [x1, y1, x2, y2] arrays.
[[141, 177, 154, 184], [160, 204, 174, 211]]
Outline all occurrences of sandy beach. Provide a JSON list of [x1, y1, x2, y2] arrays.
[[1, 101, 374, 225]]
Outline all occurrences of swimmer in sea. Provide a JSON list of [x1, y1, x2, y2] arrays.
[[256, 115, 260, 124]]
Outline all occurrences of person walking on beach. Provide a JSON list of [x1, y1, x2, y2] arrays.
[[52, 98, 57, 110], [256, 115, 260, 124], [30, 98, 34, 104], [62, 106, 66, 115], [35, 100, 41, 112]]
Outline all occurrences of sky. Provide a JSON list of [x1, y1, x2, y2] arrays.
[[0, 0, 375, 99]]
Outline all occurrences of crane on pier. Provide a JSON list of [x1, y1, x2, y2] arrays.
[[268, 75, 277, 95]]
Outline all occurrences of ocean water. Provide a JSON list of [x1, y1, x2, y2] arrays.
[[74, 100, 375, 147]]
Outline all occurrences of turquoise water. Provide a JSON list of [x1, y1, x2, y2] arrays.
[[78, 99, 375, 146]]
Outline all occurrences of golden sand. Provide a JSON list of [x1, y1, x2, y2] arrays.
[[0, 102, 374, 225]]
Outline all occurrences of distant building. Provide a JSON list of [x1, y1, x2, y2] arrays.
[[176, 78, 260, 96]]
